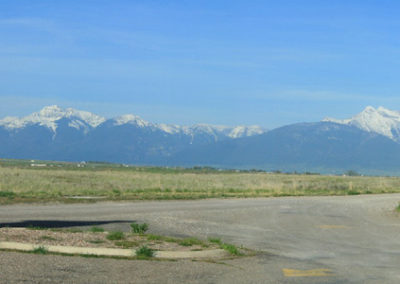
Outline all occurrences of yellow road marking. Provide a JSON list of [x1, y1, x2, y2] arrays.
[[282, 268, 333, 277], [319, 225, 349, 229]]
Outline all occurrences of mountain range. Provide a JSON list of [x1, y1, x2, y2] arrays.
[[0, 105, 265, 164], [1, 105, 400, 175]]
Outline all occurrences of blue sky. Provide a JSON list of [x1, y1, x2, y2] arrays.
[[1, 0, 400, 128]]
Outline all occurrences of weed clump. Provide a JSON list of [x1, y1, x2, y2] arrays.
[[90, 226, 104, 233], [130, 222, 149, 234], [0, 191, 15, 198], [208, 237, 242, 256], [32, 246, 48, 254], [221, 243, 241, 255], [136, 245, 154, 258]]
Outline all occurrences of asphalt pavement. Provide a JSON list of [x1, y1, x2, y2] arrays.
[[1, 194, 399, 283]]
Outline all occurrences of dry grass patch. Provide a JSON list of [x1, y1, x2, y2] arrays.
[[1, 166, 400, 203]]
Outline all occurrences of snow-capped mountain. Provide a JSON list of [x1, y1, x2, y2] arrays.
[[0, 105, 266, 140], [323, 106, 400, 142], [2, 105, 400, 174], [112, 114, 152, 128], [0, 105, 267, 163], [227, 125, 265, 138], [110, 113, 265, 140], [0, 105, 106, 134]]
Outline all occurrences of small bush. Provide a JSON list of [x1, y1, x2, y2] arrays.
[[136, 245, 154, 258], [396, 203, 400, 212], [130, 222, 149, 234], [0, 191, 15, 198], [106, 231, 124, 240], [209, 237, 242, 255], [90, 226, 104, 233], [221, 243, 242, 256], [32, 246, 48, 254]]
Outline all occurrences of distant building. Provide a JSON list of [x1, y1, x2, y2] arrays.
[[31, 164, 47, 167]]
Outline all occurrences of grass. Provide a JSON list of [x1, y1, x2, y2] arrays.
[[178, 237, 208, 247], [396, 203, 400, 212], [220, 243, 242, 256], [208, 238, 222, 245], [130, 222, 148, 234], [208, 237, 242, 256], [90, 226, 105, 233], [136, 245, 154, 258], [32, 246, 48, 254], [1, 163, 400, 204], [146, 234, 163, 241], [106, 231, 124, 241], [0, 191, 15, 198]]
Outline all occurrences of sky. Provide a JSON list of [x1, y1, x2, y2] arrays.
[[1, 0, 400, 128]]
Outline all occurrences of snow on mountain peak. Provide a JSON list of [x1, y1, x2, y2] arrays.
[[323, 106, 400, 141], [0, 106, 266, 139], [0, 105, 106, 132], [113, 114, 151, 128], [156, 123, 181, 134], [228, 125, 265, 138], [39, 105, 64, 117]]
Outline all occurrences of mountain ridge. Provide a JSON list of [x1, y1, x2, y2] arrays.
[[2, 105, 400, 174], [323, 106, 400, 142], [0, 105, 266, 140]]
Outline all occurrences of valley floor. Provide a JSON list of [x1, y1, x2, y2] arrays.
[[1, 163, 400, 204]]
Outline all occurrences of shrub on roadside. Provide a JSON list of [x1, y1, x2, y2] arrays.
[[130, 222, 149, 234], [32, 246, 48, 254], [136, 245, 154, 258]]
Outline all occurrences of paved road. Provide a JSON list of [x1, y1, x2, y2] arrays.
[[1, 194, 400, 283]]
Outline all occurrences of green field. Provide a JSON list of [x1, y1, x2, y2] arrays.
[[1, 159, 400, 204]]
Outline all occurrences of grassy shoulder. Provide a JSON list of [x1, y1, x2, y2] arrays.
[[1, 160, 400, 204]]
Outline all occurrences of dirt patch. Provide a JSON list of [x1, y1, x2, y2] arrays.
[[0, 228, 218, 252]]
